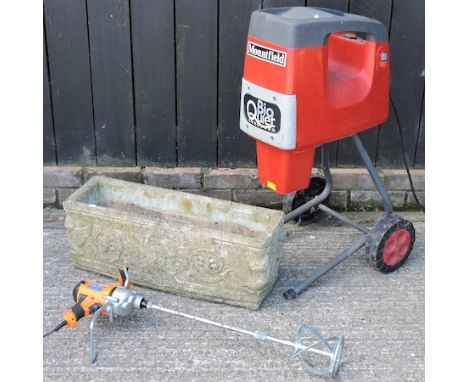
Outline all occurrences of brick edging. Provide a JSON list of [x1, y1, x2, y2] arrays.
[[43, 166, 425, 210]]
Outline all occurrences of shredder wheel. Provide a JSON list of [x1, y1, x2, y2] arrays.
[[366, 215, 416, 273], [291, 177, 329, 226]]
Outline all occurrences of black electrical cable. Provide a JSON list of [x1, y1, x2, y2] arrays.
[[389, 93, 425, 213], [43, 320, 67, 338]]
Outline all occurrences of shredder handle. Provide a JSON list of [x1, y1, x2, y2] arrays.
[[249, 7, 388, 48], [311, 7, 388, 44]]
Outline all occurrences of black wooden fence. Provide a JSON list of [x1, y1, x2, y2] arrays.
[[43, 0, 425, 169]]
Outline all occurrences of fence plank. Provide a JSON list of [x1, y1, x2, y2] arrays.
[[44, 0, 424, 170], [218, 0, 305, 168], [218, 0, 262, 167], [263, 1, 306, 9], [377, 0, 425, 167], [414, 95, 424, 168], [44, 0, 95, 165], [218, 1, 308, 168], [43, 35, 56, 165], [88, 0, 135, 166], [131, 0, 176, 166], [334, 0, 392, 168], [307, 0, 348, 11], [176, 0, 218, 166]]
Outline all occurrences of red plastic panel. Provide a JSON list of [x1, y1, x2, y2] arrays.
[[243, 33, 389, 193]]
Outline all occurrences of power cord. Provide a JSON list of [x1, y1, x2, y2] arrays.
[[390, 93, 425, 213]]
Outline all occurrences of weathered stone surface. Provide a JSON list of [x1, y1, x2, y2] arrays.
[[350, 191, 405, 210], [383, 169, 425, 190], [83, 167, 142, 183], [43, 166, 82, 188], [57, 188, 78, 207], [63, 177, 284, 309], [232, 189, 283, 209], [43, 189, 56, 205], [328, 191, 349, 210], [331, 168, 376, 190], [204, 168, 259, 190], [43, 166, 426, 212], [143, 167, 201, 189], [388, 191, 406, 209], [406, 191, 425, 209], [183, 189, 232, 201]]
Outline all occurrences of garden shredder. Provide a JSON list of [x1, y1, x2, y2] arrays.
[[240, 6, 416, 299]]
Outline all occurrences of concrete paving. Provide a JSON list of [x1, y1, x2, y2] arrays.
[[43, 208, 424, 382]]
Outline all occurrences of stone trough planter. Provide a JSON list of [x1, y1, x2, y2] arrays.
[[63, 176, 284, 309]]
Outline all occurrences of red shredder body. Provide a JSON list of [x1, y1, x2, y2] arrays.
[[240, 7, 390, 194]]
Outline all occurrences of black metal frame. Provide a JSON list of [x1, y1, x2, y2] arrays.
[[283, 134, 394, 300]]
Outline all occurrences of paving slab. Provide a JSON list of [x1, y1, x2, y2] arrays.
[[43, 208, 424, 382]]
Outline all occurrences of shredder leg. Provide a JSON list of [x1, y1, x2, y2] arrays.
[[283, 145, 332, 223], [351, 134, 393, 216], [283, 135, 398, 300], [284, 235, 368, 300]]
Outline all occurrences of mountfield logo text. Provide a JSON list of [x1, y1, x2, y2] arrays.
[[247, 42, 287, 67]]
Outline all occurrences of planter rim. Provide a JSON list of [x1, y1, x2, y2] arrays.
[[63, 176, 284, 248]]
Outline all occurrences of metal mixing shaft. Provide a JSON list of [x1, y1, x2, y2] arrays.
[[145, 302, 344, 378]]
